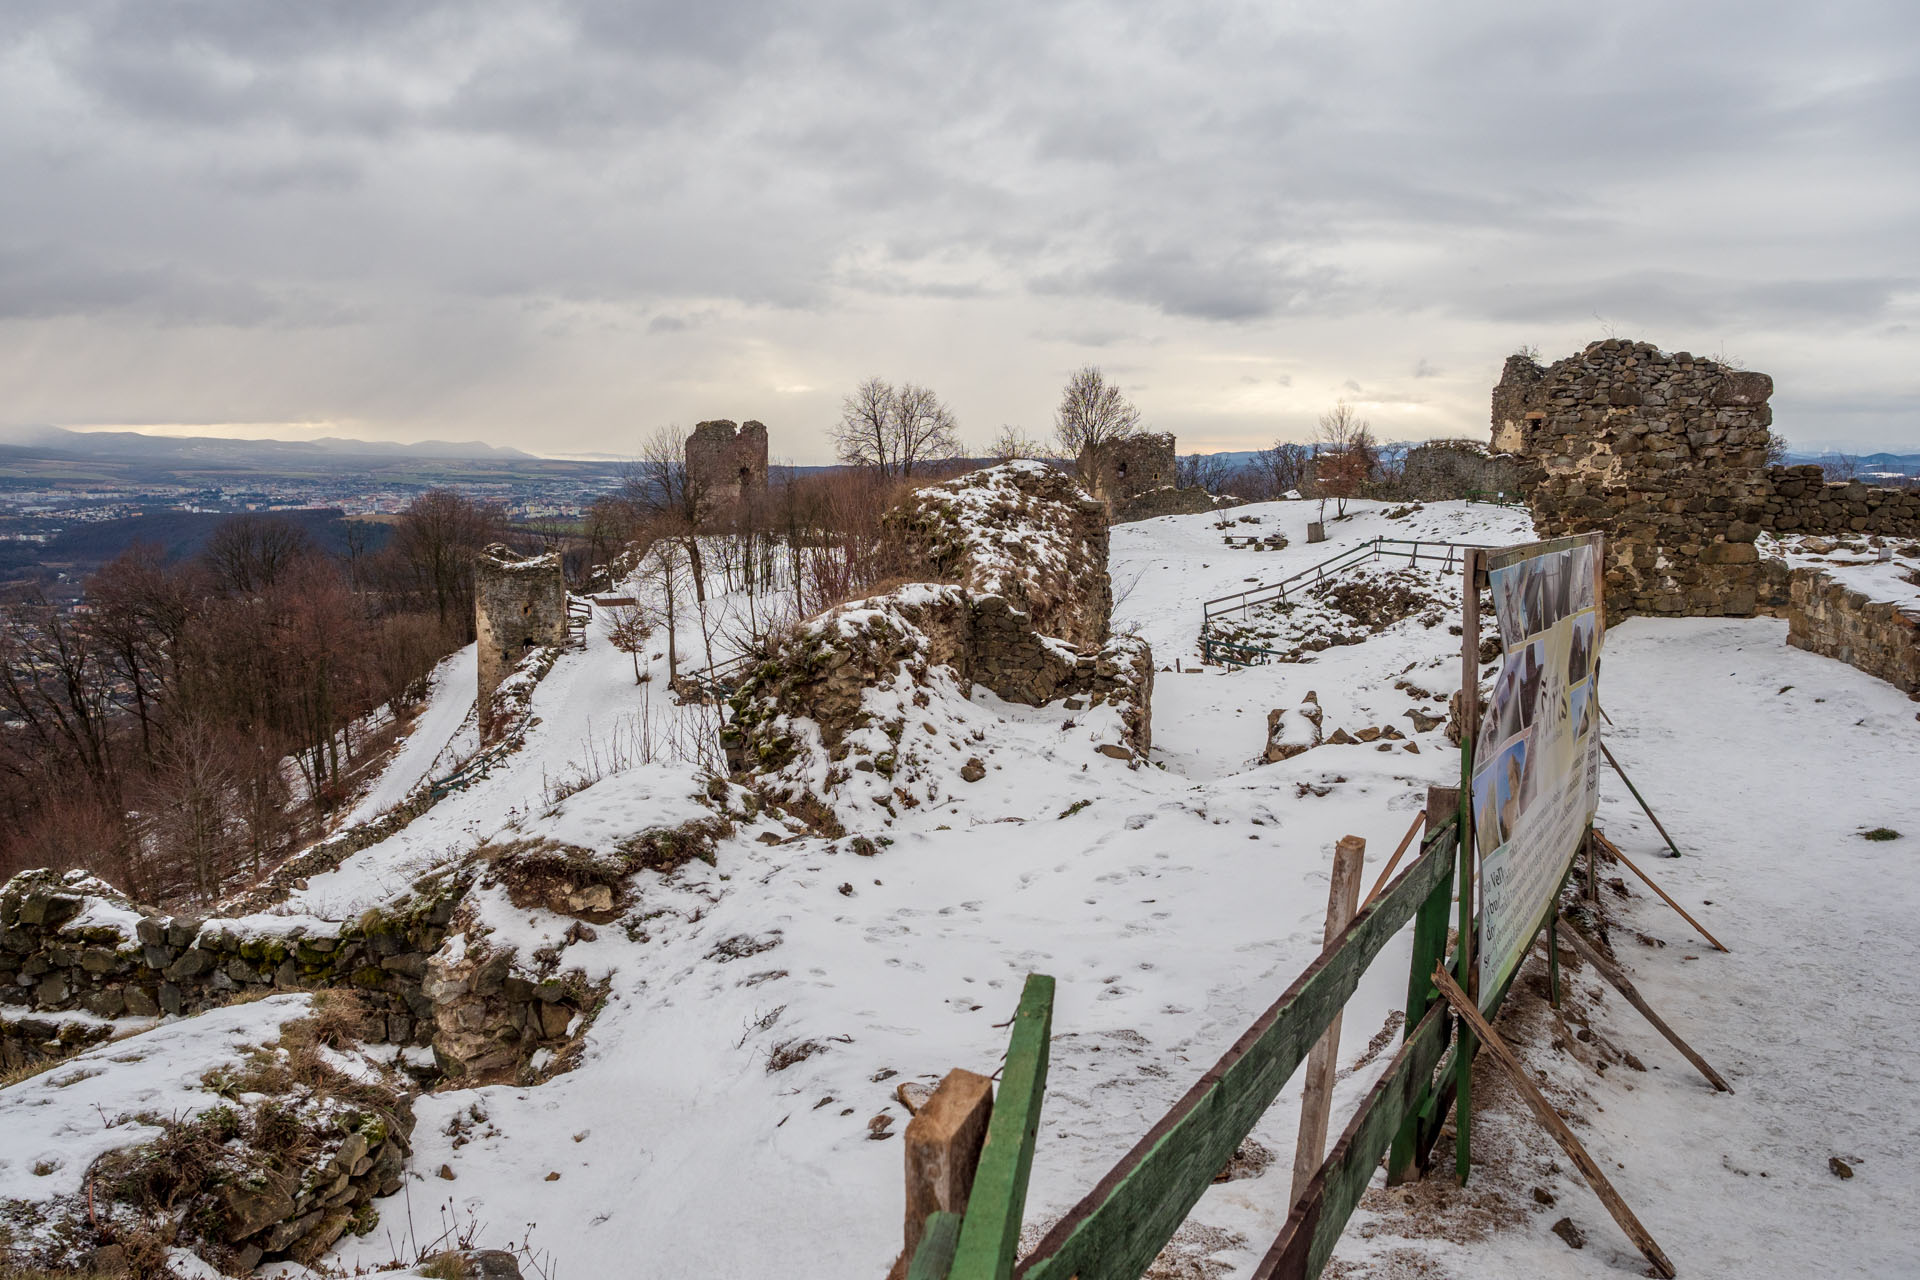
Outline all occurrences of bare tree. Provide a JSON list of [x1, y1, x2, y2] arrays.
[[1256, 441, 1310, 499], [639, 538, 688, 681], [384, 489, 504, 635], [1053, 365, 1142, 480], [832, 377, 962, 477], [1820, 452, 1859, 481], [606, 603, 652, 684], [203, 515, 316, 595], [1313, 402, 1377, 521], [1765, 431, 1790, 468], [989, 424, 1048, 462], [1177, 452, 1234, 494]]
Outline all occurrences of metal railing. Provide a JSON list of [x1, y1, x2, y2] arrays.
[[1202, 537, 1481, 622]]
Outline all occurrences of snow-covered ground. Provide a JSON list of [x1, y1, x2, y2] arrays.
[[9, 497, 1918, 1278], [1763, 529, 1920, 611], [318, 499, 1920, 1277], [0, 996, 316, 1210], [340, 645, 480, 826]]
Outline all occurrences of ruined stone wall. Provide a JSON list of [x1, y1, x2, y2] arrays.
[[0, 870, 460, 1057], [1754, 465, 1920, 536], [1089, 432, 1176, 503], [475, 545, 567, 733], [1493, 341, 1920, 621], [1082, 432, 1220, 522], [1786, 568, 1920, 695], [686, 419, 769, 523], [886, 460, 1113, 650], [0, 868, 594, 1081], [1492, 340, 1777, 617]]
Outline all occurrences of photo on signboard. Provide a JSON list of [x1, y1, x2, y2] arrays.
[[1522, 561, 1549, 639], [1495, 566, 1529, 648], [1493, 731, 1532, 837], [1538, 551, 1571, 631], [1516, 637, 1548, 731], [1571, 678, 1594, 739], [1473, 764, 1504, 856], [1570, 545, 1596, 612], [1568, 610, 1597, 684], [1482, 660, 1523, 746]]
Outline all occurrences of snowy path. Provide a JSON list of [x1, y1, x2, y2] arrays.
[[342, 644, 478, 824]]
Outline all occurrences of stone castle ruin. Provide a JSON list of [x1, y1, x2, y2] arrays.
[[475, 544, 568, 733], [686, 419, 769, 523], [1496, 339, 1920, 692], [1083, 431, 1224, 523]]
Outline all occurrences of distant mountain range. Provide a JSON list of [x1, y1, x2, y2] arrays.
[[0, 425, 536, 466]]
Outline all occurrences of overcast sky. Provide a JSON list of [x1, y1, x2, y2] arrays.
[[1, 1, 1915, 462]]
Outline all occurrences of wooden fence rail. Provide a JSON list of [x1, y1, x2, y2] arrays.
[[1011, 820, 1457, 1280]]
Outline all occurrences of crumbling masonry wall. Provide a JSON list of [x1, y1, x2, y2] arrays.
[[1494, 340, 1920, 621], [1084, 432, 1219, 523], [686, 419, 769, 523], [1785, 569, 1920, 695], [1492, 340, 1778, 617], [475, 545, 567, 734]]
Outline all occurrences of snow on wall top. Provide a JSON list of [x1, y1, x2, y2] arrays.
[[886, 460, 1111, 649]]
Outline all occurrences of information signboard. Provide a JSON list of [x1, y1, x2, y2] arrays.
[[1471, 533, 1605, 1006]]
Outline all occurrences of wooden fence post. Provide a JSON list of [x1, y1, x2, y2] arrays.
[[1454, 548, 1483, 1183], [950, 974, 1054, 1280], [1386, 793, 1456, 1186], [891, 1069, 995, 1280], [1290, 836, 1366, 1205]]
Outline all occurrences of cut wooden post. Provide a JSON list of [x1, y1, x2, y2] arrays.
[[1599, 739, 1683, 858], [1557, 917, 1733, 1093], [951, 973, 1053, 1280], [1291, 835, 1366, 1205], [1360, 810, 1427, 910], [1432, 965, 1677, 1279], [1592, 830, 1729, 953], [890, 1069, 995, 1280]]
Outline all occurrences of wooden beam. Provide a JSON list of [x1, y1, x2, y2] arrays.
[[1291, 836, 1367, 1204], [1557, 917, 1733, 1093], [891, 1069, 995, 1280], [1599, 739, 1684, 858], [1431, 965, 1677, 1279], [1360, 810, 1427, 910], [1016, 828, 1456, 1280], [1592, 830, 1729, 953], [950, 974, 1053, 1280], [1254, 1003, 1452, 1279]]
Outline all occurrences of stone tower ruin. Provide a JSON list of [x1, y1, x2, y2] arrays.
[[475, 544, 567, 734], [685, 419, 769, 524], [1492, 340, 1776, 618], [1082, 432, 1219, 522]]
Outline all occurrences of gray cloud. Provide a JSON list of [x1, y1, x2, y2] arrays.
[[0, 0, 1914, 453]]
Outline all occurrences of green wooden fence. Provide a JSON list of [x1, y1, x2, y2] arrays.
[[907, 817, 1462, 1280]]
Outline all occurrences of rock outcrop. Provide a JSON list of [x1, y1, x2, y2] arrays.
[[724, 463, 1154, 817]]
